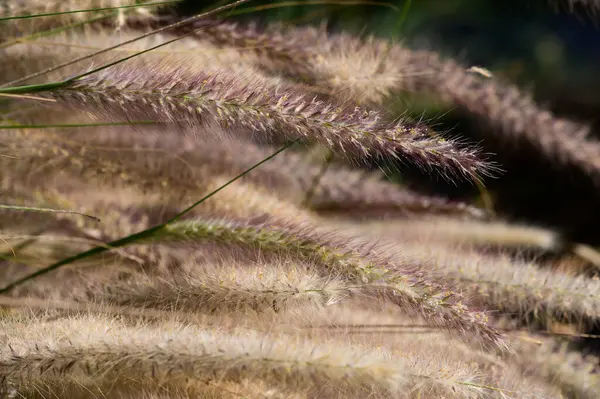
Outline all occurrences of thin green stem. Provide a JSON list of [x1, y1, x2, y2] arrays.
[[166, 139, 298, 223], [376, 0, 411, 71], [0, 205, 99, 221], [0, 1, 182, 21], [302, 149, 334, 207], [0, 81, 67, 95], [393, 0, 412, 37], [0, 139, 297, 294], [0, 0, 252, 88], [0, 13, 115, 49]]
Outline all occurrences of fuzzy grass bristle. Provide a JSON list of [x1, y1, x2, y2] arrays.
[[2, 3, 599, 398], [0, 313, 504, 398], [31, 60, 493, 182]]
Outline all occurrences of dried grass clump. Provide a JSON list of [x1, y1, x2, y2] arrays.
[[2, 2, 600, 398]]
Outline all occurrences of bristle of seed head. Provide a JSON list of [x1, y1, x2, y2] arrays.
[[140, 18, 600, 185], [35, 60, 494, 182], [134, 216, 507, 349]]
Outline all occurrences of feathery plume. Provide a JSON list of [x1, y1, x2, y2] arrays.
[[34, 60, 491, 181], [402, 48, 600, 183], [185, 137, 487, 218], [143, 18, 600, 184], [104, 261, 353, 314], [1, 28, 277, 87], [509, 333, 600, 399], [0, 0, 154, 42], [333, 216, 600, 269], [130, 216, 506, 348], [341, 217, 563, 252], [124, 17, 320, 79], [54, 125, 485, 218], [0, 314, 498, 398], [395, 241, 600, 327]]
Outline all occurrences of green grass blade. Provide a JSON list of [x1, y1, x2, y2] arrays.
[[0, 0, 252, 89], [0, 205, 100, 221], [393, 0, 412, 37], [0, 1, 182, 21], [0, 81, 72, 95], [0, 13, 115, 49]]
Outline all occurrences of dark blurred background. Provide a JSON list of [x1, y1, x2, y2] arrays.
[[178, 0, 600, 245]]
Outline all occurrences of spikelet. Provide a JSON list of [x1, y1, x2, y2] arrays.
[[130, 216, 505, 348], [0, 314, 501, 398], [103, 261, 353, 314], [185, 136, 486, 218], [340, 217, 563, 252], [0, 0, 154, 41], [394, 241, 600, 327], [53, 124, 485, 218], [509, 332, 600, 399], [33, 60, 491, 181]]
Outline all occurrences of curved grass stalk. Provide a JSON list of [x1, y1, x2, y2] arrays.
[[0, 314, 503, 398], [337, 217, 600, 269], [396, 241, 600, 327], [104, 263, 354, 314], [136, 217, 506, 348], [33, 61, 492, 181], [34, 125, 484, 218]]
